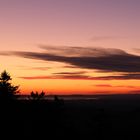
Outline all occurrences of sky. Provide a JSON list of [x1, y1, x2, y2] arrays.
[[0, 0, 140, 95]]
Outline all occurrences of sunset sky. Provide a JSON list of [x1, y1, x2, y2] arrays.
[[0, 0, 140, 95]]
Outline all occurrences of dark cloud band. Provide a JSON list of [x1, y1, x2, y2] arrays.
[[1, 46, 140, 75], [19, 73, 140, 80]]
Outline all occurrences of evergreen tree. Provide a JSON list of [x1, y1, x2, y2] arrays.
[[0, 70, 19, 99]]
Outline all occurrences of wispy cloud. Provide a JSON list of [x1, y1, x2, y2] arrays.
[[1, 46, 140, 74], [62, 65, 78, 68], [129, 90, 140, 94], [17, 66, 51, 71], [53, 71, 87, 75], [39, 45, 127, 57], [94, 84, 113, 87], [91, 36, 122, 41], [28, 67, 51, 71], [91, 73, 140, 80], [19, 73, 140, 80], [94, 84, 137, 88]]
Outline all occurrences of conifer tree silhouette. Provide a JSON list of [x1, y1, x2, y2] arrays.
[[0, 70, 19, 99]]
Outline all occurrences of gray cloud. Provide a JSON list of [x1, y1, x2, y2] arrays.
[[1, 46, 140, 73], [39, 45, 127, 57], [62, 65, 78, 68], [92, 73, 140, 80], [19, 73, 140, 80], [53, 71, 87, 75]]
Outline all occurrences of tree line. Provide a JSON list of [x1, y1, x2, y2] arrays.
[[0, 70, 63, 103]]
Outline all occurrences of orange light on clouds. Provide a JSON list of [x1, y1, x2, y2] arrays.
[[0, 0, 140, 95]]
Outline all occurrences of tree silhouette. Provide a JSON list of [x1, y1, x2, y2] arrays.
[[0, 70, 19, 99], [30, 91, 45, 100]]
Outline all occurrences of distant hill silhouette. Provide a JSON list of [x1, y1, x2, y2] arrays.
[[0, 70, 140, 139]]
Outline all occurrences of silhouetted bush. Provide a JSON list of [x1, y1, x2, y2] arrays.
[[0, 70, 19, 100], [30, 91, 45, 100]]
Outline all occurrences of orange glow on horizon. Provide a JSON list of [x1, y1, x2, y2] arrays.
[[0, 0, 140, 95], [15, 78, 140, 95]]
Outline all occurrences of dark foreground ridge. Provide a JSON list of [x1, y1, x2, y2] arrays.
[[1, 94, 140, 139]]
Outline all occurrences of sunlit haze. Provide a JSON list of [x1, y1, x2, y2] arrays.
[[0, 0, 140, 94]]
